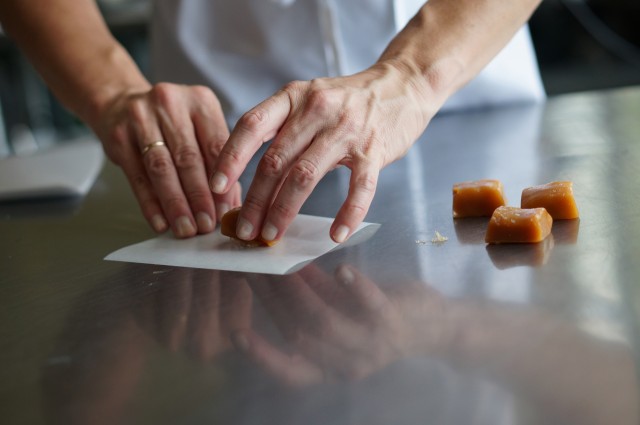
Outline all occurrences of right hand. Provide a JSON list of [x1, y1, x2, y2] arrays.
[[92, 83, 241, 238], [234, 265, 450, 386]]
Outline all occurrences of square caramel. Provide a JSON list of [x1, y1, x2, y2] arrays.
[[521, 181, 579, 220], [485, 206, 553, 244], [453, 179, 506, 218]]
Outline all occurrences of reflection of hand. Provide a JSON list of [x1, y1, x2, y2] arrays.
[[142, 269, 253, 361], [210, 61, 431, 243], [233, 265, 449, 386], [93, 84, 242, 237]]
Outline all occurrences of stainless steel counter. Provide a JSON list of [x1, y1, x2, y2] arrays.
[[1, 87, 639, 424]]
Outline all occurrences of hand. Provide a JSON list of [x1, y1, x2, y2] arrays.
[[138, 268, 253, 361], [93, 83, 242, 238], [233, 265, 449, 386], [210, 61, 432, 243]]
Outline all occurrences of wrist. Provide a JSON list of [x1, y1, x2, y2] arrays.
[[82, 44, 151, 129]]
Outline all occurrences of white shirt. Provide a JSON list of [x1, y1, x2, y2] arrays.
[[150, 0, 545, 126]]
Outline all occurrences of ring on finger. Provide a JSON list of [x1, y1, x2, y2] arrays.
[[141, 140, 167, 156]]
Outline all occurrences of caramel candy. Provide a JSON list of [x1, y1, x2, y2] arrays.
[[452, 179, 506, 218], [220, 207, 278, 247], [485, 206, 553, 244], [521, 181, 579, 220]]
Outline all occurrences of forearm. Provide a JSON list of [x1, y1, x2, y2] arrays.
[[380, 0, 541, 108], [0, 0, 150, 127], [444, 303, 638, 425]]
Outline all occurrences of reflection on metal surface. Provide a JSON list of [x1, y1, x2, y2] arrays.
[[551, 218, 581, 244], [39, 264, 639, 425], [453, 217, 491, 244], [486, 234, 555, 269], [3, 88, 640, 424]]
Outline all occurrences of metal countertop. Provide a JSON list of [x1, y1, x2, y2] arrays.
[[1, 87, 639, 424]]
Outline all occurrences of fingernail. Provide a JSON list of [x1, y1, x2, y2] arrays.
[[217, 203, 230, 218], [151, 214, 168, 233], [261, 222, 278, 241], [196, 212, 214, 233], [175, 216, 196, 238], [236, 217, 253, 240], [333, 225, 350, 243], [337, 265, 355, 285], [231, 331, 250, 352], [210, 172, 228, 194]]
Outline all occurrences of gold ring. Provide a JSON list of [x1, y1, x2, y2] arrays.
[[141, 141, 166, 156]]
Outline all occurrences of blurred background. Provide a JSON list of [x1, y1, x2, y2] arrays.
[[0, 0, 638, 157]]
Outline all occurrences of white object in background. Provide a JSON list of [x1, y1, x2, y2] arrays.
[[10, 124, 39, 156], [105, 215, 380, 275], [0, 137, 104, 201]]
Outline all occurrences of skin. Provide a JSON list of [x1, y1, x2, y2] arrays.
[[237, 265, 639, 425], [0, 0, 540, 241]]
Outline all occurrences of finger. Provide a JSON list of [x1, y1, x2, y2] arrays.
[[187, 270, 222, 361], [130, 102, 197, 239], [116, 129, 168, 233], [259, 132, 342, 243], [231, 330, 324, 387], [235, 118, 321, 241], [262, 274, 359, 349], [190, 86, 230, 177], [330, 160, 380, 243], [155, 90, 216, 234], [218, 273, 253, 343], [298, 264, 351, 310], [158, 269, 193, 352], [209, 89, 292, 196], [212, 181, 242, 220], [335, 264, 389, 316]]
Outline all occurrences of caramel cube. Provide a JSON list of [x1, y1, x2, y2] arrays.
[[521, 181, 579, 220], [453, 179, 506, 218], [220, 207, 278, 247], [485, 206, 553, 244]]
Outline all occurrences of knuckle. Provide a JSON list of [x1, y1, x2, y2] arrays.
[[220, 147, 242, 166], [344, 202, 368, 218], [291, 159, 320, 189], [191, 85, 213, 100], [109, 123, 129, 144], [146, 151, 174, 177], [173, 144, 202, 170], [152, 82, 177, 105], [238, 109, 267, 134], [163, 195, 185, 213], [282, 80, 305, 94], [271, 200, 296, 222], [184, 188, 211, 205], [354, 173, 377, 194], [242, 195, 268, 215], [307, 89, 331, 115], [126, 98, 148, 122], [258, 149, 286, 178], [129, 173, 148, 191]]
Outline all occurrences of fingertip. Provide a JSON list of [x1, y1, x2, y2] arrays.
[[261, 222, 279, 242], [331, 224, 350, 243], [336, 264, 355, 285], [231, 330, 250, 352], [151, 214, 169, 233], [174, 216, 197, 238], [236, 217, 254, 240], [210, 171, 228, 194], [195, 212, 215, 234]]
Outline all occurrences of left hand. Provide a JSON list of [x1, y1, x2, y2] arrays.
[[210, 60, 432, 243]]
